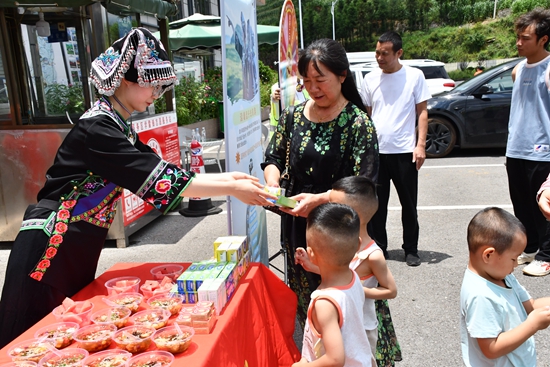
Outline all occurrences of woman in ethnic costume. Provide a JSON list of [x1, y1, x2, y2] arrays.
[[0, 28, 274, 347]]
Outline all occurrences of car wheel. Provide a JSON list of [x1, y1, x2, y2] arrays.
[[425, 117, 457, 158]]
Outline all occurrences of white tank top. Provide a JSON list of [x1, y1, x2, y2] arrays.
[[349, 240, 382, 331], [302, 271, 373, 366]]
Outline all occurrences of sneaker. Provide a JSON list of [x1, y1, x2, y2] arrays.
[[405, 253, 421, 267], [517, 251, 538, 265], [523, 260, 550, 276]]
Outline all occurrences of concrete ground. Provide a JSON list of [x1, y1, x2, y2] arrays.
[[1, 138, 550, 365]]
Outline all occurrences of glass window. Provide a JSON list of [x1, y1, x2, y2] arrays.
[[485, 69, 513, 93], [23, 22, 86, 119], [414, 66, 450, 80], [0, 52, 10, 122]]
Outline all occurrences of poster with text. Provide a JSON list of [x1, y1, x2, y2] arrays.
[[121, 112, 180, 226], [278, 0, 299, 111], [221, 0, 269, 265]]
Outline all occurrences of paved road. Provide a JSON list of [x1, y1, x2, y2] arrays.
[[2, 146, 550, 366]]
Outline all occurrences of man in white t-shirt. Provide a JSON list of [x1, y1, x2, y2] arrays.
[[360, 31, 431, 266]]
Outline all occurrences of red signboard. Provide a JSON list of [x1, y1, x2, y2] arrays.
[[121, 112, 180, 226]]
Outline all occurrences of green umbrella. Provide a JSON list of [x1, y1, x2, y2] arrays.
[[155, 14, 279, 51]]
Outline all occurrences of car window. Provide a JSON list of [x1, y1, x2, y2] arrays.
[[484, 69, 513, 93], [413, 66, 450, 79]]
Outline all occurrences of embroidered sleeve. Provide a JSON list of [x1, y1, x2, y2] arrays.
[[135, 161, 194, 213]]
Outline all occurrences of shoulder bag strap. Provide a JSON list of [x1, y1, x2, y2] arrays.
[[280, 106, 295, 180]]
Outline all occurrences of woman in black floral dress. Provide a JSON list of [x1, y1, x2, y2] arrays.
[[0, 28, 273, 348], [262, 38, 379, 329]]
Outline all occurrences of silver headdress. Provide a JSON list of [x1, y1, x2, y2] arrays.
[[90, 27, 178, 96]]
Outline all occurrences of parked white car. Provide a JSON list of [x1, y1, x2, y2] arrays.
[[351, 59, 456, 96]]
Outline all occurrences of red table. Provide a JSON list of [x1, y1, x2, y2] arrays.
[[0, 263, 301, 366]]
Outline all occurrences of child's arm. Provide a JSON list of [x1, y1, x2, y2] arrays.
[[476, 305, 550, 359], [295, 247, 320, 274], [531, 297, 550, 310], [355, 250, 397, 300], [293, 298, 346, 367]]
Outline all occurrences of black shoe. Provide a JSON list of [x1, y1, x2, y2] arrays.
[[405, 253, 421, 266]]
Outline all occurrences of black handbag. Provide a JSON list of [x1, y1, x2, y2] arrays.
[[264, 106, 295, 216]]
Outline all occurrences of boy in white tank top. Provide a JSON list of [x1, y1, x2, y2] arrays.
[[292, 203, 374, 367], [296, 176, 398, 361]]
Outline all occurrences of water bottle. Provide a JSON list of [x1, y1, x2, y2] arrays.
[[201, 127, 207, 142]]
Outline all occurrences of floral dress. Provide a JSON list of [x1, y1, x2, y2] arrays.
[[0, 97, 194, 347], [262, 101, 379, 329]]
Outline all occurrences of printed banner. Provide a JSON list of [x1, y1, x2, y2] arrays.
[[221, 0, 269, 264], [278, 0, 299, 111]]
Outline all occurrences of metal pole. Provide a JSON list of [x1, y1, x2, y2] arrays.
[[493, 0, 498, 19], [331, 0, 339, 40], [298, 0, 304, 49]]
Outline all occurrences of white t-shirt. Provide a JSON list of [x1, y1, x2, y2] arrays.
[[360, 65, 431, 154], [460, 269, 535, 367]]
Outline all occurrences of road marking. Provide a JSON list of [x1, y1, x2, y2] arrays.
[[423, 164, 504, 169], [389, 204, 512, 210]]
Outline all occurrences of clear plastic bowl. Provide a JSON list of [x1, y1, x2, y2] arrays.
[[0, 362, 38, 367], [73, 323, 116, 353], [51, 302, 94, 327], [112, 325, 155, 354], [80, 349, 131, 367], [7, 339, 56, 362], [129, 309, 170, 330], [104, 277, 141, 296], [153, 325, 194, 354], [91, 307, 131, 329], [105, 293, 143, 314], [126, 351, 174, 367], [149, 264, 184, 282], [37, 348, 88, 367], [34, 322, 79, 349], [146, 293, 184, 316]]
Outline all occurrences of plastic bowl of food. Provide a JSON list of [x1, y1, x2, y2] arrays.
[[112, 325, 154, 354], [34, 322, 79, 349], [37, 348, 88, 367], [0, 362, 38, 367], [147, 293, 183, 316], [7, 339, 56, 362], [126, 351, 174, 367], [149, 264, 183, 282], [80, 349, 131, 367], [73, 323, 116, 353], [51, 302, 94, 327], [104, 277, 141, 296], [129, 309, 170, 330], [91, 307, 131, 329], [105, 293, 143, 314], [153, 325, 194, 354]]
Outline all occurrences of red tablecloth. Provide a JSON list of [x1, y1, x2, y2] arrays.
[[0, 263, 301, 366]]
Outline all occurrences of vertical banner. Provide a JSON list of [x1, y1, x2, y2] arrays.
[[221, 0, 269, 264], [278, 0, 299, 111]]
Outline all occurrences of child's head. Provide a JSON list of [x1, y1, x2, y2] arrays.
[[330, 176, 378, 223], [467, 207, 527, 279], [90, 28, 178, 105], [306, 202, 360, 268]]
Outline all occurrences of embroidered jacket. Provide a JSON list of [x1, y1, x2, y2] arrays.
[[24, 98, 194, 290]]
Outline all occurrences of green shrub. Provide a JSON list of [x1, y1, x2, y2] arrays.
[[155, 68, 223, 126], [259, 60, 277, 107], [44, 83, 85, 115], [448, 68, 476, 82]]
